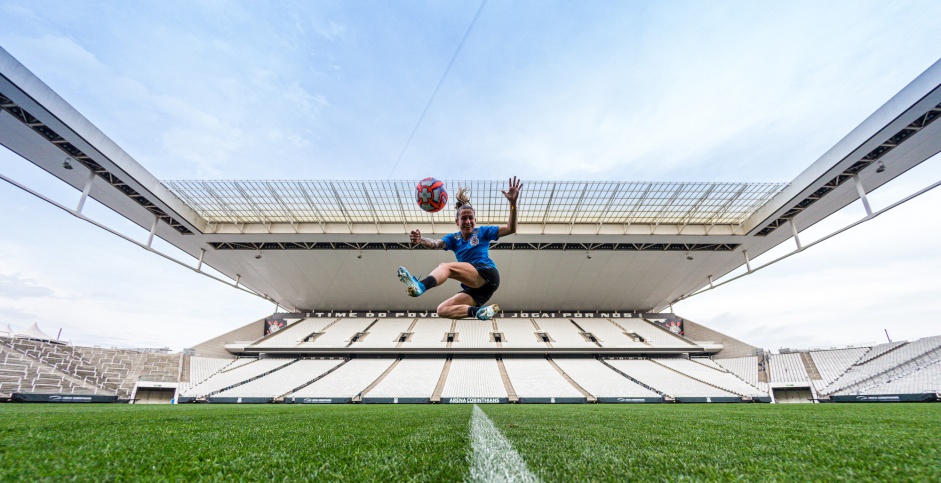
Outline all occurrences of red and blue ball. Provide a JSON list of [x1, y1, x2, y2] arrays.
[[415, 177, 448, 213]]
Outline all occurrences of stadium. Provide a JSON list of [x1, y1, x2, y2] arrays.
[[1, 3, 941, 480]]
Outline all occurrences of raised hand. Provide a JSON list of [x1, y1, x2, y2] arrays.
[[409, 229, 422, 244], [501, 176, 523, 204]]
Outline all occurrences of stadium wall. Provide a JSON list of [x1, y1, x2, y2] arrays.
[[681, 319, 757, 359], [188, 317, 267, 358]]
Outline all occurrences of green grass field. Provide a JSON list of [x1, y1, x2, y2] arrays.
[[0, 403, 938, 481]]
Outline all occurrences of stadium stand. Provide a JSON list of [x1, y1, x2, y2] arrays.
[[808, 348, 868, 386], [440, 357, 508, 400], [288, 358, 395, 401], [552, 358, 661, 401], [572, 319, 638, 347], [630, 319, 695, 347], [365, 358, 447, 401], [451, 320, 492, 348], [858, 359, 941, 395], [502, 358, 585, 401], [407, 318, 451, 347], [353, 319, 414, 348], [605, 359, 739, 400], [252, 318, 334, 348], [854, 341, 908, 366], [713, 356, 760, 386], [531, 319, 598, 348], [179, 358, 295, 398], [494, 319, 547, 348], [297, 318, 375, 348], [2, 317, 938, 403], [768, 353, 809, 383], [654, 358, 765, 397], [0, 344, 104, 397], [189, 356, 235, 386], [213, 359, 345, 400], [825, 336, 941, 395]]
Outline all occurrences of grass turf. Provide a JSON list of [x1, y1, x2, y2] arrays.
[[0, 403, 938, 481], [481, 403, 941, 481]]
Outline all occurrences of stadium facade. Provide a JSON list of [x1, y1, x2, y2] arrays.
[[1, 47, 940, 404]]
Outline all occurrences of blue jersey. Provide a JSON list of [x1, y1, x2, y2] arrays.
[[443, 225, 500, 268]]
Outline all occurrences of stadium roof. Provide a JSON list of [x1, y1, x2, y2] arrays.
[[2, 47, 941, 313], [163, 180, 786, 228]]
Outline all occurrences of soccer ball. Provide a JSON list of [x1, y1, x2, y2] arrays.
[[415, 177, 448, 213]]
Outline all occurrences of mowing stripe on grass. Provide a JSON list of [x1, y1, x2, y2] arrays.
[[467, 405, 540, 483]]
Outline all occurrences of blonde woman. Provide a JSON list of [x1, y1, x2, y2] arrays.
[[398, 176, 522, 320]]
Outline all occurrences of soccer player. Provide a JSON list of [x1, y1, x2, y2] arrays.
[[397, 176, 522, 320]]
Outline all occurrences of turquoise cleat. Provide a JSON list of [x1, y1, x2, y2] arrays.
[[397, 266, 425, 297], [475, 304, 501, 320]]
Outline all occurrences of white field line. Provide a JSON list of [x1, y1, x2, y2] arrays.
[[467, 405, 540, 483]]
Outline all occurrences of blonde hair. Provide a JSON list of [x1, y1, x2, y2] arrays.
[[454, 187, 474, 219]]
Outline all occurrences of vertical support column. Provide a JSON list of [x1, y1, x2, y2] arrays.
[[273, 300, 280, 312], [743, 250, 752, 272], [708, 275, 714, 288], [789, 219, 802, 250], [235, 274, 241, 288], [669, 302, 674, 313], [146, 215, 159, 248], [75, 169, 96, 214], [196, 248, 206, 271], [852, 174, 873, 217]]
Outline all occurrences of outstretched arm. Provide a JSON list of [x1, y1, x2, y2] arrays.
[[410, 229, 445, 249], [498, 176, 522, 237]]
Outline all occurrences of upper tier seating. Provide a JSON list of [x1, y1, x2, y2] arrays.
[[440, 358, 507, 398], [531, 319, 597, 348], [214, 359, 344, 398], [406, 318, 451, 348], [288, 358, 394, 398], [553, 358, 659, 398], [713, 356, 759, 386], [768, 353, 809, 383], [295, 318, 375, 348], [450, 320, 493, 348], [252, 318, 334, 348], [606, 359, 738, 398], [494, 319, 548, 348], [353, 319, 413, 348], [808, 348, 868, 385], [630, 319, 695, 347], [574, 319, 642, 348], [366, 358, 447, 398], [502, 358, 583, 398]]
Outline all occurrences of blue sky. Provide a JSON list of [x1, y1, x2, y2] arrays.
[[1, 1, 940, 350]]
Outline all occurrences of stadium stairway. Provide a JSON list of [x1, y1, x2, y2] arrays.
[[495, 358, 520, 403], [430, 358, 452, 403], [356, 358, 402, 402], [649, 359, 754, 399], [547, 358, 597, 402], [799, 352, 823, 381]]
